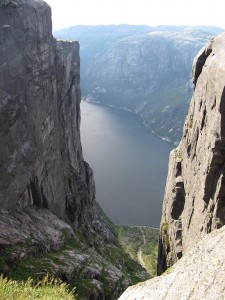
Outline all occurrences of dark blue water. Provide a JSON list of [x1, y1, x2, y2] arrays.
[[81, 101, 173, 227]]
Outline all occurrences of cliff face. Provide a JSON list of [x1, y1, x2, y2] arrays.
[[118, 31, 225, 300], [158, 31, 225, 274], [55, 25, 223, 144], [0, 0, 95, 231], [0, 2, 151, 298]]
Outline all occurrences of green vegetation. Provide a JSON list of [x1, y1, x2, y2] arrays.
[[117, 226, 159, 277], [0, 275, 75, 300], [0, 228, 149, 300], [0, 209, 157, 300], [162, 222, 168, 234], [161, 222, 170, 249], [72, 279, 97, 299], [163, 266, 172, 275], [0, 237, 82, 282], [189, 115, 193, 128], [175, 150, 183, 160]]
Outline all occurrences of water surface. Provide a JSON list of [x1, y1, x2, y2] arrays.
[[81, 101, 173, 227]]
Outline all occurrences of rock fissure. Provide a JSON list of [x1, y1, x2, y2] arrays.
[[157, 31, 225, 276]]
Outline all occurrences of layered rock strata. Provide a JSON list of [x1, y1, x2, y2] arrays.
[[158, 31, 225, 274]]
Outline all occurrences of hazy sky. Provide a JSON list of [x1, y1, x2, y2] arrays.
[[44, 0, 225, 31]]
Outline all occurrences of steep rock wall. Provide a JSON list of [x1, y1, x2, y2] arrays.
[[158, 31, 225, 274], [0, 0, 102, 236], [0, 2, 151, 298]]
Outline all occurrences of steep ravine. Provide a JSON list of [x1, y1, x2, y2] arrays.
[[119, 31, 225, 300], [0, 1, 150, 299], [2, 1, 224, 299]]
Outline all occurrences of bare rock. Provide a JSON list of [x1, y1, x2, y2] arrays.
[[0, 0, 116, 244], [0, 1, 150, 299], [158, 31, 225, 274], [119, 226, 225, 300]]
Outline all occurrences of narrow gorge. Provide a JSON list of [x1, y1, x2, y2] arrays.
[[1, 0, 225, 299]]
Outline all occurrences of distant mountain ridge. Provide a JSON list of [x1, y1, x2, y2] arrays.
[[55, 25, 223, 145]]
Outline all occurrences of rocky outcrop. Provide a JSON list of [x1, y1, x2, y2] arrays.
[[158, 31, 225, 274], [0, 1, 150, 299], [0, 0, 97, 235], [55, 25, 223, 144], [0, 206, 149, 300], [118, 225, 225, 300]]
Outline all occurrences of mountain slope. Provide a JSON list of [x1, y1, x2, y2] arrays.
[[119, 30, 225, 300], [55, 25, 223, 144], [119, 226, 225, 300]]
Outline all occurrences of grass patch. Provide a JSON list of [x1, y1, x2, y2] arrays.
[[0, 224, 152, 299], [163, 266, 172, 275], [0, 275, 75, 300], [161, 222, 170, 250], [72, 278, 96, 299], [162, 222, 168, 234], [189, 115, 193, 128], [116, 226, 159, 276], [175, 150, 183, 160], [10, 237, 83, 282]]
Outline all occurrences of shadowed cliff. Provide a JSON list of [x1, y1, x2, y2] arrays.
[[0, 1, 150, 299]]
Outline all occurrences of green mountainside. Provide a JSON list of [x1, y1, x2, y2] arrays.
[[117, 226, 159, 277], [55, 25, 223, 145]]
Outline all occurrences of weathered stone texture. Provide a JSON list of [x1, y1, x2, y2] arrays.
[[119, 226, 225, 300], [0, 206, 137, 300], [0, 2, 150, 299], [158, 31, 225, 274], [0, 0, 95, 232]]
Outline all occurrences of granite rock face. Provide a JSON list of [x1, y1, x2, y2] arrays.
[[0, 1, 150, 298], [0, 0, 97, 234], [119, 226, 225, 300], [158, 31, 225, 274]]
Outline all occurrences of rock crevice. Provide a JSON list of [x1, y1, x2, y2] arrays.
[[158, 31, 225, 274]]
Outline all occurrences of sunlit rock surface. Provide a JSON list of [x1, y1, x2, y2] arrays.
[[119, 226, 225, 300], [158, 31, 225, 273]]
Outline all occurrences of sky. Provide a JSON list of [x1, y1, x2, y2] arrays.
[[44, 0, 225, 31]]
